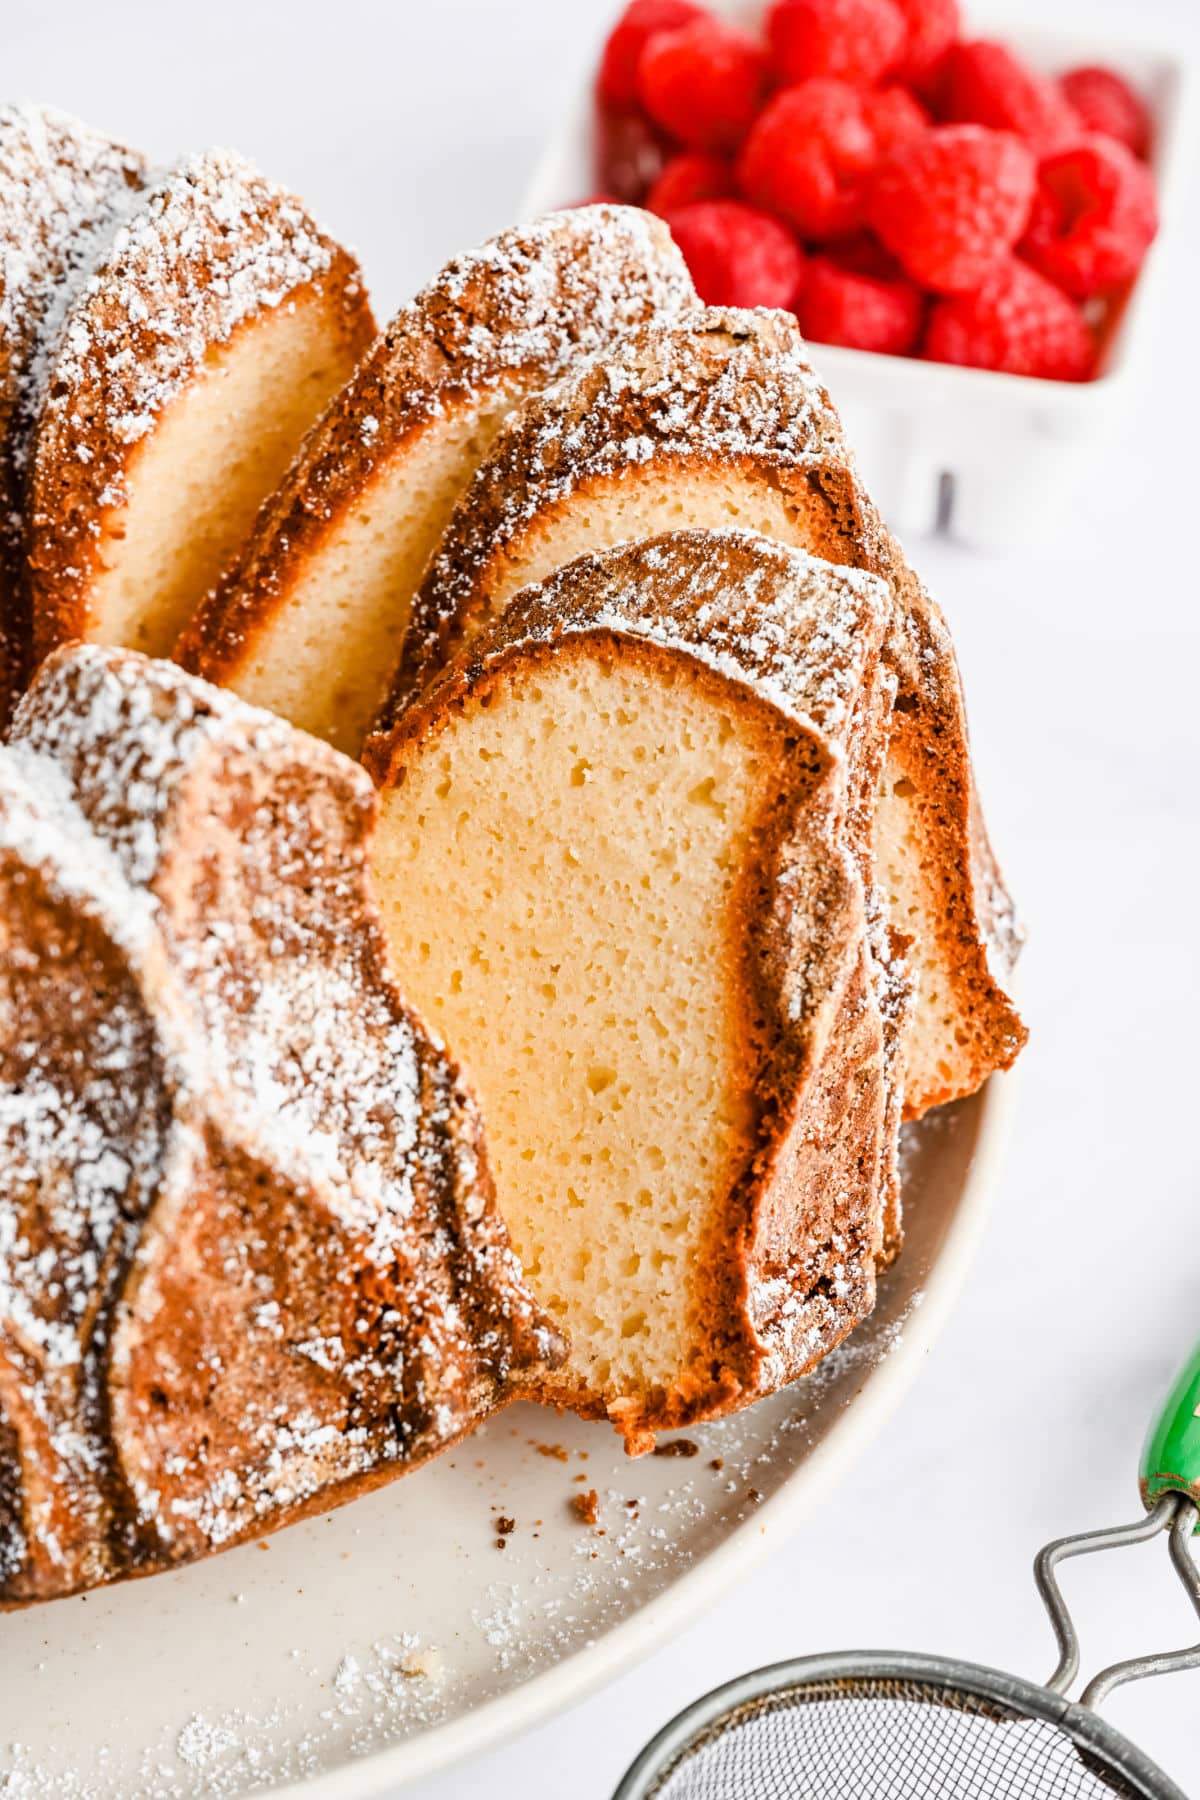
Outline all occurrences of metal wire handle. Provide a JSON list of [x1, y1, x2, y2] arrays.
[[1035, 1492, 1200, 1709]]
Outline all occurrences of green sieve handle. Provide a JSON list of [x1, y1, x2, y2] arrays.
[[1140, 1336, 1200, 1520]]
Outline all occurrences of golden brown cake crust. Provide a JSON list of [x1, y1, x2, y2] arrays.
[[24, 149, 375, 665], [0, 646, 562, 1606], [0, 104, 148, 728], [372, 307, 848, 733], [366, 307, 1024, 1116], [374, 529, 896, 1447], [175, 205, 696, 688]]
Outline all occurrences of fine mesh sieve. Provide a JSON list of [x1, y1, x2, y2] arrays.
[[615, 1338, 1200, 1800]]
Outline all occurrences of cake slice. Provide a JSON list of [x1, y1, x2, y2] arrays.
[[0, 104, 149, 728], [176, 205, 696, 755], [367, 308, 1024, 1119], [0, 647, 561, 1605], [369, 530, 896, 1449], [24, 149, 375, 671]]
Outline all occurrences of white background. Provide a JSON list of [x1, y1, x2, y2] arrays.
[[7, 1, 1200, 1795]]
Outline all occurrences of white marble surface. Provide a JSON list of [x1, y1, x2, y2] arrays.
[[7, 0, 1200, 1794]]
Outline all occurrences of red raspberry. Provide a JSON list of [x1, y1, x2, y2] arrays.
[[863, 85, 931, 155], [646, 151, 735, 213], [738, 80, 876, 240], [638, 17, 768, 151], [945, 40, 1083, 152], [865, 123, 1036, 292], [1059, 66, 1151, 159], [663, 200, 806, 308], [766, 0, 906, 87], [822, 234, 911, 280], [595, 102, 674, 204], [1021, 135, 1158, 298], [798, 253, 924, 354], [597, 0, 705, 108], [924, 257, 1094, 380], [891, 0, 959, 87]]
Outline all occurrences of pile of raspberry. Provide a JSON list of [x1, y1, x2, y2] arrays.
[[593, 0, 1159, 381]]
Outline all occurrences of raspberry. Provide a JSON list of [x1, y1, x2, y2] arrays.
[[596, 0, 705, 108], [890, 0, 959, 87], [924, 257, 1093, 379], [595, 102, 673, 204], [663, 200, 806, 308], [822, 233, 910, 280], [1059, 66, 1151, 159], [798, 254, 924, 353], [738, 80, 876, 240], [1021, 135, 1158, 299], [863, 85, 930, 155], [865, 123, 1036, 292], [945, 40, 1083, 153], [766, 0, 906, 87], [646, 151, 735, 213], [638, 17, 768, 151]]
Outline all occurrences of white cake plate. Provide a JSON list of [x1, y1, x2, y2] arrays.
[[0, 1074, 1014, 1797]]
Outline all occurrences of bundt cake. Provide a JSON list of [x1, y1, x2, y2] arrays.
[[0, 645, 561, 1605], [24, 149, 375, 672], [0, 104, 148, 729], [365, 307, 1025, 1119], [176, 205, 697, 755], [368, 530, 897, 1450]]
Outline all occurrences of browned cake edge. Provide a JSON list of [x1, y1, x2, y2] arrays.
[[0, 104, 150, 728], [0, 647, 565, 1604], [24, 150, 375, 666], [174, 204, 695, 687]]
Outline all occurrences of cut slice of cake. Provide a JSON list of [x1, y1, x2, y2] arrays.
[[24, 149, 375, 671], [367, 307, 1024, 1120], [176, 205, 696, 755], [0, 104, 149, 729], [369, 530, 896, 1450], [1, 647, 561, 1604]]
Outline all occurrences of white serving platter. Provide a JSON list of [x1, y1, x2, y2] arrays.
[[0, 1073, 1014, 1798]]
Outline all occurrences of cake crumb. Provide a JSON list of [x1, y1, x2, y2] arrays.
[[653, 1438, 699, 1458], [571, 1488, 600, 1527]]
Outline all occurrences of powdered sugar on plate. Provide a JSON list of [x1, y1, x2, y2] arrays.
[[0, 1097, 976, 1797]]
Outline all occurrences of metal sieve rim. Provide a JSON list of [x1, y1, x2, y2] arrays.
[[610, 1650, 1190, 1800]]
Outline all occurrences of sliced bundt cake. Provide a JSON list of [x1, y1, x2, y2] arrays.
[[24, 149, 375, 671], [369, 531, 896, 1450], [0, 104, 148, 728], [367, 308, 1024, 1119], [177, 205, 697, 755], [0, 646, 561, 1604]]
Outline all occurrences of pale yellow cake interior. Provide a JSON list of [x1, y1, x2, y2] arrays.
[[89, 292, 358, 660], [872, 774, 955, 1110], [443, 465, 966, 1117], [228, 397, 515, 757], [372, 651, 773, 1413]]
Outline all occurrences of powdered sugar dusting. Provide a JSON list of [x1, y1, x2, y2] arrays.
[[485, 528, 889, 744], [0, 645, 558, 1604], [416, 304, 844, 633], [34, 147, 335, 455], [0, 103, 146, 396], [428, 204, 695, 379]]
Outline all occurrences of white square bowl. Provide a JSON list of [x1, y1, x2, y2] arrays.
[[521, 6, 1197, 549]]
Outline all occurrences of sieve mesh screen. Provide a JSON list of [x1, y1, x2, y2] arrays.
[[639, 1677, 1148, 1800]]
